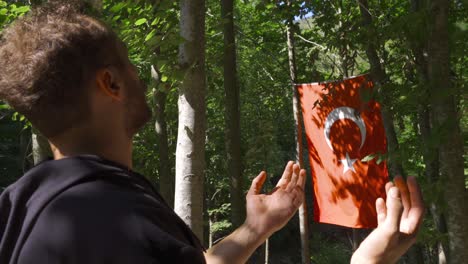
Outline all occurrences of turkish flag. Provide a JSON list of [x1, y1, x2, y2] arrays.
[[297, 75, 388, 228]]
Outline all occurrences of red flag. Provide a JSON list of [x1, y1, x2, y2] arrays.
[[297, 75, 388, 228]]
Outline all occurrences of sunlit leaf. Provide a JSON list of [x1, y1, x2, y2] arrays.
[[109, 2, 126, 13], [361, 154, 375, 162], [11, 6, 29, 14], [145, 29, 156, 42], [134, 18, 147, 26]]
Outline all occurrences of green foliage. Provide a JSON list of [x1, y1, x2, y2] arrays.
[[310, 233, 352, 264], [0, 1, 32, 187], [208, 203, 232, 234], [0, 1, 29, 27], [1, 0, 466, 261], [100, 0, 180, 184], [210, 219, 232, 234]]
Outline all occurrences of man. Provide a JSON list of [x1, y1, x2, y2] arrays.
[[0, 2, 424, 264]]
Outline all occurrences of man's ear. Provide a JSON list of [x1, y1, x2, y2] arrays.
[[95, 68, 123, 101]]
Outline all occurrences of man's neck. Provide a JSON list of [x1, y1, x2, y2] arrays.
[[49, 130, 133, 169]]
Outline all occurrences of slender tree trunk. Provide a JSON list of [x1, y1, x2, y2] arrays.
[[31, 129, 51, 165], [19, 128, 32, 171], [406, 2, 449, 261], [418, 107, 449, 264], [337, 13, 360, 246], [428, 0, 468, 262], [221, 0, 244, 229], [286, 13, 311, 264], [357, 1, 425, 262], [154, 91, 173, 207], [152, 67, 174, 207], [174, 0, 206, 241], [357, 0, 405, 180], [357, 0, 405, 176], [208, 214, 214, 248]]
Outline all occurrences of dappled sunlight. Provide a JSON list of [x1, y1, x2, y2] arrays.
[[297, 75, 388, 228]]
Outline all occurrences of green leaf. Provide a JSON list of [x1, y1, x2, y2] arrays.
[[376, 155, 385, 165], [266, 3, 275, 10], [145, 29, 156, 42], [0, 8, 7, 15], [134, 18, 147, 26], [361, 154, 375, 162], [11, 6, 29, 14], [112, 15, 121, 22], [109, 2, 126, 13], [161, 75, 168, 82], [151, 17, 160, 26]]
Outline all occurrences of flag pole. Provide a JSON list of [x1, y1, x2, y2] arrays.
[[286, 12, 311, 264]]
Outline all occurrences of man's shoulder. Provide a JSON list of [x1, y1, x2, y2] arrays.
[[36, 177, 199, 247], [41, 176, 166, 223], [19, 178, 184, 263]]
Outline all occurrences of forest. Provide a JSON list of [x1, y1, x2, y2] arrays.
[[0, 0, 466, 263]]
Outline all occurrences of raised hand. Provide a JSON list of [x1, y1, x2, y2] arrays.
[[244, 161, 307, 238], [351, 176, 425, 264]]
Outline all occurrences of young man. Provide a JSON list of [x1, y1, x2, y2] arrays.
[[0, 3, 424, 264]]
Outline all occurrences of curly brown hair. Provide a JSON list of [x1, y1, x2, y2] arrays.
[[0, 1, 123, 138]]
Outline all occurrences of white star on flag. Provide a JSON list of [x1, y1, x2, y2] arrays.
[[340, 152, 357, 174]]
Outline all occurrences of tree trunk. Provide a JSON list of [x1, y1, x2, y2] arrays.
[[19, 127, 32, 171], [221, 0, 244, 229], [152, 67, 174, 208], [264, 238, 269, 264], [174, 0, 206, 241], [357, 0, 404, 177], [286, 12, 311, 264], [405, 0, 449, 261], [31, 129, 51, 165], [428, 0, 468, 262], [418, 107, 449, 264], [154, 90, 173, 207], [357, 1, 425, 262]]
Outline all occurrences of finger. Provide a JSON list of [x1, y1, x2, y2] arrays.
[[405, 176, 425, 234], [298, 169, 306, 190], [248, 171, 267, 196], [384, 187, 404, 232], [276, 161, 294, 188], [385, 181, 394, 194], [394, 176, 411, 218], [286, 164, 300, 192], [376, 197, 387, 227]]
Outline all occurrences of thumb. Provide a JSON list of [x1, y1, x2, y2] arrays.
[[248, 171, 267, 196]]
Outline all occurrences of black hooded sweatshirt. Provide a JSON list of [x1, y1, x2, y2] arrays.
[[0, 155, 206, 264]]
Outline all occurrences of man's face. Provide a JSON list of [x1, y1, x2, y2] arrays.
[[116, 42, 152, 137]]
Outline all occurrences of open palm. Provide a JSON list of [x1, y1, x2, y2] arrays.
[[352, 176, 425, 264], [244, 162, 306, 238]]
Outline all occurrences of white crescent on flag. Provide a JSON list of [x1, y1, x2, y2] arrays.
[[323, 106, 367, 152]]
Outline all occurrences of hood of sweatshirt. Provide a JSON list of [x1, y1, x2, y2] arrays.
[[0, 155, 148, 263]]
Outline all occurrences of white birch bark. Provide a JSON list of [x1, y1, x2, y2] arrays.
[[174, 0, 206, 241], [31, 130, 51, 165]]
